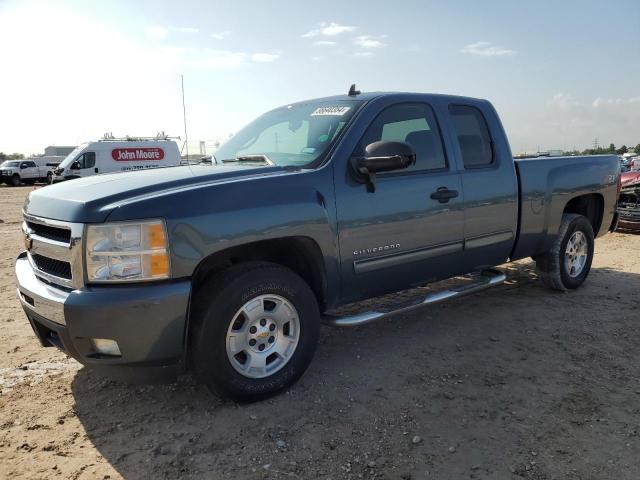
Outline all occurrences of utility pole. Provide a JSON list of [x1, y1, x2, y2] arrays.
[[593, 138, 599, 150]]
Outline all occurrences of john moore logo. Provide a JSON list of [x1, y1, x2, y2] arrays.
[[353, 243, 400, 256], [112, 148, 165, 161]]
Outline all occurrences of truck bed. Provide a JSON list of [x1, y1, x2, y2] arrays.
[[511, 155, 619, 261]]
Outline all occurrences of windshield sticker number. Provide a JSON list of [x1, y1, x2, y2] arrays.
[[311, 106, 351, 116]]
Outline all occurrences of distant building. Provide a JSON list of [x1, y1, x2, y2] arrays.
[[44, 145, 76, 156]]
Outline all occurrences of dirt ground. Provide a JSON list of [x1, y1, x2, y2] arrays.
[[0, 185, 639, 480]]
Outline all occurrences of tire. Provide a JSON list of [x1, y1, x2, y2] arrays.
[[535, 214, 594, 291], [10, 174, 21, 187], [189, 261, 320, 402]]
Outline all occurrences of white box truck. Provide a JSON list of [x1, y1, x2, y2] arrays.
[[52, 137, 181, 182]]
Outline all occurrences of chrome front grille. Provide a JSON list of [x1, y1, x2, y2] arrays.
[[25, 221, 71, 243], [22, 214, 84, 290], [31, 254, 72, 279]]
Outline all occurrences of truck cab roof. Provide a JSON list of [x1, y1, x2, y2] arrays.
[[286, 91, 489, 106]]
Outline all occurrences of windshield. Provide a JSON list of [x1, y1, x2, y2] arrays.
[[59, 143, 87, 169], [1, 161, 21, 168], [215, 100, 363, 167]]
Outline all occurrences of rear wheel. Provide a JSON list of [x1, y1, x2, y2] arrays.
[[189, 262, 320, 402], [10, 174, 21, 187], [535, 214, 594, 291]]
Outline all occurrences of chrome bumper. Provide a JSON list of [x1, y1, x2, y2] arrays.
[[15, 253, 69, 325]]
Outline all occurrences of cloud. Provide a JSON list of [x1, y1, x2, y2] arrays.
[[164, 48, 280, 69], [145, 25, 199, 39], [460, 41, 517, 57], [313, 40, 337, 46], [145, 26, 169, 39], [353, 51, 374, 57], [354, 35, 385, 49], [187, 49, 247, 69], [593, 96, 640, 107], [210, 31, 231, 40], [508, 92, 640, 152], [550, 92, 582, 109], [250, 52, 280, 63], [302, 22, 356, 38], [172, 27, 199, 33]]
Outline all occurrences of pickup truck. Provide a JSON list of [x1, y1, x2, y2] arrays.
[[15, 90, 620, 401], [0, 160, 53, 186]]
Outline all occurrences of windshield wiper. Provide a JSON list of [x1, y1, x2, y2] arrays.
[[221, 154, 274, 166]]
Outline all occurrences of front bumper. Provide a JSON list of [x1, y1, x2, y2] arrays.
[[617, 206, 640, 231], [15, 252, 191, 380]]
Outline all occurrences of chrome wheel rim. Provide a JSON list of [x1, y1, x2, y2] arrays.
[[226, 294, 300, 379], [564, 231, 588, 278]]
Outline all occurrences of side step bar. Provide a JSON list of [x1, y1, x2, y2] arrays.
[[322, 268, 506, 327]]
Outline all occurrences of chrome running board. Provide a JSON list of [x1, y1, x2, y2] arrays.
[[322, 268, 506, 327]]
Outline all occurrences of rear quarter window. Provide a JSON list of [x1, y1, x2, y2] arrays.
[[449, 105, 494, 168]]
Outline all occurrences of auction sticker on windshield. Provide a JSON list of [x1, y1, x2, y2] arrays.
[[311, 106, 351, 116]]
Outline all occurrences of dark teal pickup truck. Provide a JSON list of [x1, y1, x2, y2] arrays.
[[16, 89, 620, 401]]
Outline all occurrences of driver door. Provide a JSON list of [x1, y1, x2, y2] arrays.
[[71, 152, 96, 177], [335, 102, 465, 303]]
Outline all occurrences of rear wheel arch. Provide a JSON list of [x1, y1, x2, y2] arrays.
[[562, 193, 604, 236]]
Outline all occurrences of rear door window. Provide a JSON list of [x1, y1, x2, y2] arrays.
[[448, 105, 494, 168]]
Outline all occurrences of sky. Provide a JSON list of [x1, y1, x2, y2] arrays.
[[0, 0, 639, 155]]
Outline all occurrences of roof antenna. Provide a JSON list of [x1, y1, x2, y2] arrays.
[[181, 74, 191, 170], [348, 84, 360, 96]]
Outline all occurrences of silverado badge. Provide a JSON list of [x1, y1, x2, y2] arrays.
[[353, 243, 400, 256]]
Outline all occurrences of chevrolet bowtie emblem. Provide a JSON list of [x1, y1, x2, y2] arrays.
[[24, 233, 32, 251]]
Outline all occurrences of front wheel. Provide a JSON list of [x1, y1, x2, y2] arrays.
[[189, 262, 320, 402], [535, 213, 595, 291], [10, 174, 21, 187]]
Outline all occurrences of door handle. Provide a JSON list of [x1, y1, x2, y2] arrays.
[[430, 187, 458, 203]]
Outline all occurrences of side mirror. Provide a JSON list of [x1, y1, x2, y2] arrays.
[[351, 141, 415, 192], [71, 161, 81, 170]]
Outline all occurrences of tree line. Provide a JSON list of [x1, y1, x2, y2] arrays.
[[564, 143, 640, 156], [0, 152, 25, 161]]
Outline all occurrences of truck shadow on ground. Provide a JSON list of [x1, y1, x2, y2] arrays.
[[70, 263, 640, 480]]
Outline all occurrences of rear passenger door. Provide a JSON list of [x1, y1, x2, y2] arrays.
[[447, 104, 518, 268], [335, 102, 466, 302]]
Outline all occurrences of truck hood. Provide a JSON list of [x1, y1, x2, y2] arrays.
[[24, 164, 290, 223]]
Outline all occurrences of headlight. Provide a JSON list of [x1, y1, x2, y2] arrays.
[[85, 220, 170, 283]]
